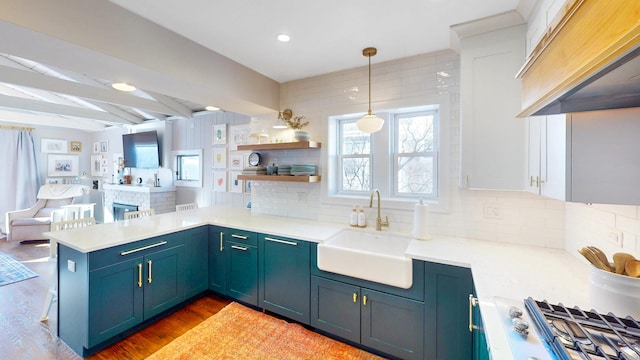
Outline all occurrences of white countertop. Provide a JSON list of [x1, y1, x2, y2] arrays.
[[45, 206, 592, 360]]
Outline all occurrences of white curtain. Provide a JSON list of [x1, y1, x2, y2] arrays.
[[0, 129, 40, 233]]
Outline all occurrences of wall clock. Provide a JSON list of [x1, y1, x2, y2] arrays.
[[248, 152, 262, 167]]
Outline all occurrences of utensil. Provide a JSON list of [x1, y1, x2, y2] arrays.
[[613, 253, 636, 275], [587, 246, 612, 271], [578, 247, 612, 272], [625, 259, 640, 277]]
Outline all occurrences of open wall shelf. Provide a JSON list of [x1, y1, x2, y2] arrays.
[[238, 175, 321, 183], [237, 141, 321, 151]]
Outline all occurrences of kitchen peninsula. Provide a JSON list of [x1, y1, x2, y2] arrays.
[[46, 206, 591, 359]]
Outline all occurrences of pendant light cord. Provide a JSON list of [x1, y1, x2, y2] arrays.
[[368, 55, 372, 115]]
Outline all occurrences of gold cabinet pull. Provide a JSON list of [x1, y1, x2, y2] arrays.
[[231, 245, 248, 251], [231, 234, 248, 240], [469, 294, 479, 332], [219, 232, 224, 252], [147, 260, 153, 284], [264, 237, 298, 246], [353, 292, 358, 303], [363, 295, 368, 306], [530, 176, 535, 187], [538, 177, 545, 187], [120, 241, 167, 256], [137, 263, 143, 288]]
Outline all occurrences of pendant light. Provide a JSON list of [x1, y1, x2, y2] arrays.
[[273, 108, 292, 129], [357, 47, 384, 133]]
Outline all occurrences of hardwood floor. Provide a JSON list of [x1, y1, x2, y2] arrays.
[[0, 239, 230, 359]]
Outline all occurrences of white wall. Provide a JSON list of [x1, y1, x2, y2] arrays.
[[0, 121, 92, 187], [244, 50, 567, 249]]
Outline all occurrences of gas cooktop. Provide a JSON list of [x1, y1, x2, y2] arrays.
[[495, 297, 640, 360]]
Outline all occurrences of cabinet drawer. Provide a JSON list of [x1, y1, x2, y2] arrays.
[[220, 227, 257, 247], [89, 234, 180, 271]]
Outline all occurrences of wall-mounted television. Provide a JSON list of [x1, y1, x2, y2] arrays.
[[122, 130, 161, 168]]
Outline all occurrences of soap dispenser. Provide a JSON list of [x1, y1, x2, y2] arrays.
[[357, 206, 366, 228], [350, 206, 358, 227]]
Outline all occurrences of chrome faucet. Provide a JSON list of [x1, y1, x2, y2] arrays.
[[369, 189, 389, 231]]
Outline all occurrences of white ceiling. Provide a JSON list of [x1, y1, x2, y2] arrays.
[[110, 0, 529, 82], [0, 0, 535, 132]]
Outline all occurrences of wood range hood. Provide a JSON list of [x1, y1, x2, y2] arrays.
[[517, 0, 640, 117]]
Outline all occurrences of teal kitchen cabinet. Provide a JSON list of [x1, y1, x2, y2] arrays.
[[208, 226, 226, 293], [183, 226, 209, 299], [259, 233, 310, 324], [224, 228, 259, 306], [59, 232, 186, 356], [471, 290, 490, 360], [424, 261, 474, 360], [311, 276, 425, 360]]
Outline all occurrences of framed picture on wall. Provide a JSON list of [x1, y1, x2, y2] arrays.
[[70, 141, 82, 152], [213, 148, 226, 169], [100, 140, 109, 153], [47, 154, 79, 177], [229, 171, 242, 193], [41, 138, 68, 154], [228, 153, 244, 170], [91, 155, 103, 176], [228, 124, 251, 151], [213, 170, 227, 192], [213, 124, 227, 145]]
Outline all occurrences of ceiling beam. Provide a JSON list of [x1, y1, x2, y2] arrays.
[[0, 65, 186, 117], [145, 91, 193, 118], [0, 0, 279, 116], [0, 93, 134, 124], [0, 110, 107, 132]]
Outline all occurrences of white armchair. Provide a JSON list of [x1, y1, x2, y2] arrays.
[[5, 184, 89, 242]]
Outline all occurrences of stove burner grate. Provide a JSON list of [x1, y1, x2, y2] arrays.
[[525, 298, 640, 360]]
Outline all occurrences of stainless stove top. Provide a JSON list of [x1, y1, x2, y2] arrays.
[[495, 297, 640, 360]]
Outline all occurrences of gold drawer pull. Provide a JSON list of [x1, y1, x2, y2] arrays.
[[231, 234, 248, 240], [264, 237, 297, 246], [231, 245, 248, 251], [120, 241, 167, 256]]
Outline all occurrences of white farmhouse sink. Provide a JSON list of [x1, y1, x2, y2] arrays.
[[317, 229, 413, 289]]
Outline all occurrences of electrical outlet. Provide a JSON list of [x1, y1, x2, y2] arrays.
[[607, 229, 624, 247], [483, 204, 502, 219]]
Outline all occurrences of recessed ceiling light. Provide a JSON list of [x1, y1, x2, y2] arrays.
[[205, 105, 220, 111], [112, 82, 136, 92], [276, 34, 290, 42]]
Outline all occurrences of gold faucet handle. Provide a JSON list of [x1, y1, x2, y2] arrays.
[[380, 216, 389, 227]]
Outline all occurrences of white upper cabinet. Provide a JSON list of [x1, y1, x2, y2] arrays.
[[459, 24, 527, 190], [525, 0, 567, 55], [526, 114, 567, 200]]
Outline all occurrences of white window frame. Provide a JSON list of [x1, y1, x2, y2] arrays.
[[337, 117, 372, 195], [392, 109, 439, 200], [324, 95, 450, 213], [172, 149, 203, 188]]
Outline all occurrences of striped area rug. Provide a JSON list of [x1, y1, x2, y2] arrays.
[[146, 302, 385, 360], [0, 251, 38, 286]]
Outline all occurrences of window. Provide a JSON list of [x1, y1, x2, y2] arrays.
[[338, 120, 371, 192], [331, 103, 445, 208], [172, 149, 203, 188], [177, 155, 200, 181], [393, 110, 438, 198]]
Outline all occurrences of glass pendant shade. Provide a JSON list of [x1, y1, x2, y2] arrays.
[[357, 113, 384, 133]]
